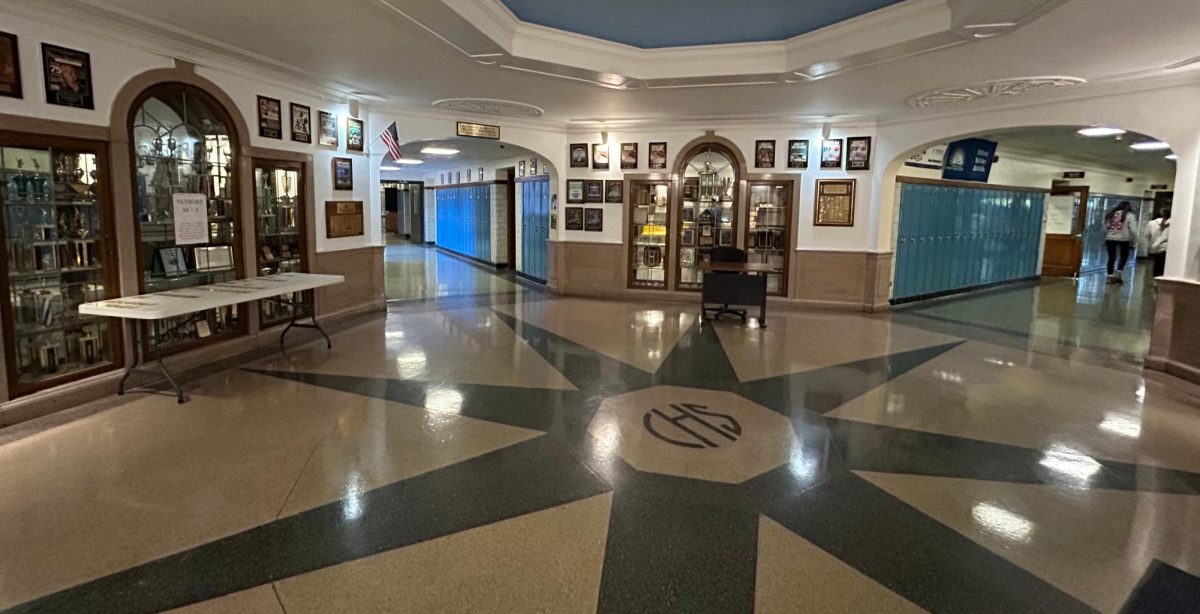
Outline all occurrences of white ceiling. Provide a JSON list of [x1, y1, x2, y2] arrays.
[[20, 0, 1200, 125], [389, 137, 541, 174], [981, 127, 1177, 176]]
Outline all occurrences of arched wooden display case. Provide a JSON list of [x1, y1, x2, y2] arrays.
[[125, 82, 245, 355], [672, 139, 745, 292]]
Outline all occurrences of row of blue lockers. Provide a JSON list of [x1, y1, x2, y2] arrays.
[[435, 184, 493, 262], [894, 182, 1046, 301], [519, 177, 550, 281]]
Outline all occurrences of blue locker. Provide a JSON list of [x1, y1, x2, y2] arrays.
[[893, 181, 1046, 301]]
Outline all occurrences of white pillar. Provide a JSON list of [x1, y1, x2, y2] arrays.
[[1164, 134, 1200, 280]]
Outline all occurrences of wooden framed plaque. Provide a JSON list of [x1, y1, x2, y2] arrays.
[[814, 179, 856, 227], [325, 200, 364, 238]]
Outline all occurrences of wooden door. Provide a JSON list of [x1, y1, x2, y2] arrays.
[[1041, 185, 1089, 277]]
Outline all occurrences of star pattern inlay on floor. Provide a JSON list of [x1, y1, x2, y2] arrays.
[[5, 296, 1200, 613]]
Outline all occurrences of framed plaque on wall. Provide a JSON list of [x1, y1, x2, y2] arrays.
[[325, 200, 365, 238], [814, 179, 856, 227]]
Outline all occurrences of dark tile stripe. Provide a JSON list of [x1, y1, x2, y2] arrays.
[[5, 436, 610, 614], [653, 322, 740, 390], [762, 471, 1097, 614], [597, 484, 759, 613], [1122, 561, 1200, 613], [736, 341, 965, 416], [243, 369, 566, 431], [830, 419, 1200, 495], [491, 310, 655, 394]]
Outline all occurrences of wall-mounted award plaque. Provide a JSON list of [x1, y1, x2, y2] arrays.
[[814, 179, 856, 227], [325, 200, 364, 238]]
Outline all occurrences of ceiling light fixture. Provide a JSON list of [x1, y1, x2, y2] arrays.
[[381, 160, 423, 169], [1166, 154, 1178, 160], [1077, 127, 1126, 137], [420, 147, 460, 156], [1129, 141, 1171, 151], [964, 22, 1017, 29]]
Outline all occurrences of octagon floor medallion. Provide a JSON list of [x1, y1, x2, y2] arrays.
[[588, 385, 798, 484]]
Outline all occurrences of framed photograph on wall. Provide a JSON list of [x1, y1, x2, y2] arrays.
[[846, 136, 872, 171], [332, 157, 353, 191], [346, 118, 365, 152], [565, 206, 584, 230], [41, 44, 93, 109], [620, 143, 638, 169], [605, 179, 624, 204], [478, 166, 484, 180], [256, 96, 282, 139], [467, 168, 472, 182], [530, 158, 538, 175], [566, 179, 585, 203], [821, 139, 844, 169], [681, 228, 695, 246], [592, 144, 610, 170], [0, 31, 22, 99], [814, 178, 856, 227], [755, 140, 776, 168], [648, 142, 667, 169], [787, 140, 809, 168], [584, 179, 604, 203], [518, 160, 525, 177], [290, 103, 311, 144], [318, 111, 338, 148], [455, 171, 461, 184], [584, 208, 603, 232], [570, 143, 588, 168]]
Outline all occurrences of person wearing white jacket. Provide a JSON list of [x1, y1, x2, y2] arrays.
[[1147, 208, 1170, 277], [1104, 201, 1138, 284]]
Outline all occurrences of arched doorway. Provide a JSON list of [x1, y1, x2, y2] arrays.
[[377, 136, 560, 301], [882, 125, 1177, 363]]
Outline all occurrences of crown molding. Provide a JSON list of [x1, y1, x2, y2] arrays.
[[442, 0, 951, 83]]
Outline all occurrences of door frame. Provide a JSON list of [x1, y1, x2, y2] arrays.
[[1041, 185, 1089, 277]]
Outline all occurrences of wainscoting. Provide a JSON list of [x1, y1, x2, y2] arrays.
[[1147, 278, 1200, 386]]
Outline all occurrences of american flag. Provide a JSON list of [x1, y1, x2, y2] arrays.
[[380, 121, 402, 161]]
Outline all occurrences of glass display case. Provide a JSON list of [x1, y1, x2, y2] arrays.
[[131, 84, 242, 354], [628, 179, 671, 289], [676, 147, 738, 291], [745, 179, 793, 295], [254, 160, 306, 326], [0, 136, 121, 396]]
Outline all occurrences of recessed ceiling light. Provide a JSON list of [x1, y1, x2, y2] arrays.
[[1077, 127, 1126, 137], [1129, 141, 1171, 151], [380, 160, 422, 170], [1165, 154, 1178, 160], [393, 159, 424, 165], [964, 22, 1017, 29], [420, 147, 460, 156]]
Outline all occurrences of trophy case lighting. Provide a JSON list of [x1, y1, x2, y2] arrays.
[[130, 84, 244, 354], [676, 147, 738, 291]]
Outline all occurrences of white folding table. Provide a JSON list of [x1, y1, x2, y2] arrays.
[[79, 272, 345, 403]]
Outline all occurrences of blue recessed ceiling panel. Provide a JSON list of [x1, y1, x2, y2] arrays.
[[499, 0, 908, 49]]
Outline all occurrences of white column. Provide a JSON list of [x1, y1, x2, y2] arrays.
[[1165, 134, 1200, 280]]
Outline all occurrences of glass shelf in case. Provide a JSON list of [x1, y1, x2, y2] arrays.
[[745, 180, 793, 296], [0, 140, 121, 396], [131, 83, 243, 354], [628, 180, 671, 289], [254, 160, 307, 326]]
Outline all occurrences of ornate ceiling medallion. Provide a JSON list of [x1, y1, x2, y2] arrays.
[[431, 98, 545, 118], [908, 76, 1086, 108]]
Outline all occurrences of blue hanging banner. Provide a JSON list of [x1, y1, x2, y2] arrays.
[[941, 138, 998, 183]]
